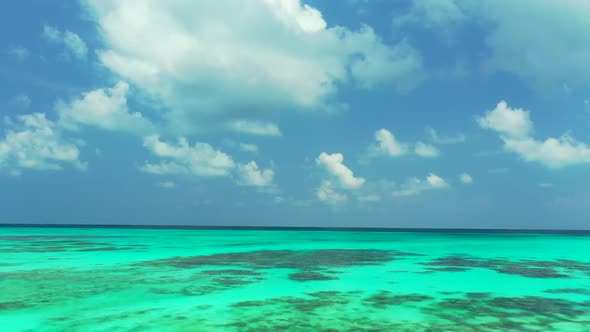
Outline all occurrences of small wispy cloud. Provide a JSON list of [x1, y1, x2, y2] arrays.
[[425, 127, 465, 144], [8, 46, 29, 60], [43, 25, 88, 60], [239, 143, 259, 153], [459, 173, 473, 184], [12, 94, 31, 109], [158, 181, 176, 189], [392, 173, 449, 197]]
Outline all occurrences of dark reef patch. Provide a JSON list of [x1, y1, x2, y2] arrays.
[[364, 291, 433, 309], [151, 273, 262, 297], [0, 235, 126, 241], [198, 269, 261, 276], [465, 292, 492, 299], [422, 255, 590, 279], [231, 290, 353, 314], [422, 293, 590, 330], [288, 271, 338, 282], [224, 290, 582, 332], [545, 288, 590, 295], [0, 301, 29, 310], [0, 238, 140, 253], [136, 249, 407, 272], [488, 296, 586, 318], [427, 267, 470, 272], [76, 247, 126, 252]]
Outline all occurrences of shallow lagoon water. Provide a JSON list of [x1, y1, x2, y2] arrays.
[[1, 227, 590, 331]]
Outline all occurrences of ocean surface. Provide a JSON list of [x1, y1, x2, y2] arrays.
[[1, 227, 590, 331]]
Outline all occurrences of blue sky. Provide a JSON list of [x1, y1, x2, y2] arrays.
[[1, 0, 590, 228]]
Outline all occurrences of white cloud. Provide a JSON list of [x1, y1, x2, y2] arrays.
[[414, 141, 440, 157], [13, 95, 31, 109], [236, 161, 274, 187], [140, 161, 186, 175], [264, 0, 327, 33], [425, 127, 465, 144], [316, 180, 347, 204], [475, 0, 590, 89], [396, 1, 590, 89], [0, 113, 86, 174], [392, 173, 449, 197], [539, 183, 553, 188], [158, 181, 176, 188], [459, 173, 473, 184], [476, 101, 533, 138], [239, 143, 259, 153], [9, 46, 29, 60], [56, 82, 154, 134], [83, 0, 424, 135], [43, 26, 61, 41], [479, 101, 590, 168], [142, 136, 276, 190], [227, 120, 281, 137], [141, 136, 235, 177], [369, 129, 441, 158], [502, 135, 590, 168], [43, 25, 88, 60], [369, 128, 409, 157], [350, 39, 426, 91], [57, 82, 154, 135], [394, 0, 464, 30], [316, 152, 365, 189]]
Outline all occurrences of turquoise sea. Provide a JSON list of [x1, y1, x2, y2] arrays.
[[1, 227, 590, 331]]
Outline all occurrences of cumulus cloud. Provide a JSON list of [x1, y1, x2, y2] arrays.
[[236, 161, 274, 187], [141, 135, 277, 190], [316, 180, 347, 204], [57, 81, 154, 134], [141, 136, 235, 177], [368, 129, 409, 157], [315, 152, 365, 204], [369, 129, 441, 158], [502, 135, 590, 168], [425, 127, 465, 144], [459, 173, 473, 184], [395, 0, 590, 89], [478, 101, 590, 168], [0, 113, 86, 174], [42, 25, 88, 60], [476, 0, 590, 89], [392, 173, 449, 197], [476, 101, 532, 138], [83, 0, 424, 135], [316, 152, 365, 189], [414, 141, 440, 157]]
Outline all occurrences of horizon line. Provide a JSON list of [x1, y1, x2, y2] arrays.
[[1, 223, 590, 234]]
